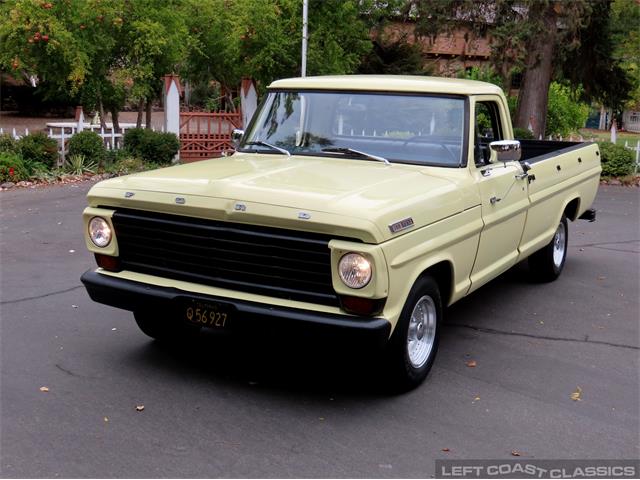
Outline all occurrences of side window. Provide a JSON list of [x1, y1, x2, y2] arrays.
[[474, 101, 503, 165]]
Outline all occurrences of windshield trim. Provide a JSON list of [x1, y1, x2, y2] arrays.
[[237, 89, 470, 168]]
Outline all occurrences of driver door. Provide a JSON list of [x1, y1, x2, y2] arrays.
[[468, 98, 530, 293]]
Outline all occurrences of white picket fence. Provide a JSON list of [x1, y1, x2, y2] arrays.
[[624, 140, 640, 173], [1, 123, 164, 167]]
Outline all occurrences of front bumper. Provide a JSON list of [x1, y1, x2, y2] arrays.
[[81, 270, 391, 348]]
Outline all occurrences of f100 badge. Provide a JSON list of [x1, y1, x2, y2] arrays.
[[388, 217, 414, 234]]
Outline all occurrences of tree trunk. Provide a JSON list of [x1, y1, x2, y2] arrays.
[[136, 99, 144, 128], [514, 4, 558, 139], [145, 99, 152, 130], [97, 94, 107, 131], [110, 108, 120, 133]]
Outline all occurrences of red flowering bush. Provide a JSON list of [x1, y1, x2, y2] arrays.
[[0, 152, 30, 183]]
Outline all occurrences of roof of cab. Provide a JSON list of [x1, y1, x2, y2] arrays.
[[268, 75, 504, 96]]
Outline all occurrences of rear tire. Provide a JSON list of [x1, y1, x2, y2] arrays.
[[384, 275, 442, 391], [529, 215, 568, 282]]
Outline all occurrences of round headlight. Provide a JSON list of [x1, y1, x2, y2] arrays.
[[88, 216, 112, 247], [338, 253, 372, 289]]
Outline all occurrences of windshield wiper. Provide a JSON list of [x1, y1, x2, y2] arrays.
[[244, 141, 290, 156], [321, 147, 390, 165]]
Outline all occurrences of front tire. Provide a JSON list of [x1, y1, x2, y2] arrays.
[[529, 215, 568, 282], [385, 275, 442, 391]]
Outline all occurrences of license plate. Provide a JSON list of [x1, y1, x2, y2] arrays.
[[182, 299, 231, 329]]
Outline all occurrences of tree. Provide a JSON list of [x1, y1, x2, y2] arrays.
[[405, 0, 635, 138]]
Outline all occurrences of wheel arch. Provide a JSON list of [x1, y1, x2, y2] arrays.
[[563, 197, 581, 221], [416, 260, 454, 308]]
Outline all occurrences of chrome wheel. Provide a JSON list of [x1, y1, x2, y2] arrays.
[[407, 295, 437, 368], [552, 221, 566, 268]]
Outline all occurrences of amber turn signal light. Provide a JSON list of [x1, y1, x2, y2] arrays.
[[339, 295, 386, 316], [95, 253, 122, 272]]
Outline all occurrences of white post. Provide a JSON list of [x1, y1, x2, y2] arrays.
[[25, 128, 29, 136], [301, 0, 308, 77], [610, 121, 617, 144], [163, 75, 181, 162], [75, 106, 84, 132], [60, 128, 66, 165], [635, 140, 640, 173]]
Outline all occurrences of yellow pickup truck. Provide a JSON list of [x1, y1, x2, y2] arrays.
[[81, 76, 601, 389]]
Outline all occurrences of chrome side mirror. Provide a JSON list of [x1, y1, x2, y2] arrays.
[[232, 129, 244, 148], [489, 140, 521, 163]]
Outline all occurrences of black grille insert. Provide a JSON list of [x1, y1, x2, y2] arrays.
[[110, 208, 352, 306]]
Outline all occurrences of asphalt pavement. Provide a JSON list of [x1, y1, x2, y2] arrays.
[[1, 182, 638, 478]]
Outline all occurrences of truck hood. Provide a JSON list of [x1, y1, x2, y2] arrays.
[[88, 153, 475, 243]]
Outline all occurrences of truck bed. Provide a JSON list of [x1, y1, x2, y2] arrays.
[[520, 139, 588, 163]]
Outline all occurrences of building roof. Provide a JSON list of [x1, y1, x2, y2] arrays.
[[268, 75, 504, 96]]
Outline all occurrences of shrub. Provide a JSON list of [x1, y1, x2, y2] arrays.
[[68, 131, 106, 165], [17, 132, 58, 168], [597, 142, 635, 177], [64, 154, 98, 175], [545, 82, 590, 137], [0, 152, 30, 182], [124, 128, 179, 165], [104, 148, 129, 167], [0, 134, 18, 153], [513, 127, 535, 140], [109, 156, 147, 175]]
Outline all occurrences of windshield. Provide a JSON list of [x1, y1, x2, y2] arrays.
[[239, 91, 467, 166]]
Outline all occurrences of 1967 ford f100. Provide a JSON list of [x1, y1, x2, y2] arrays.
[[81, 75, 600, 389]]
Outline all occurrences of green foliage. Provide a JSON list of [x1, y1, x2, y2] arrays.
[[0, 152, 30, 182], [358, 36, 428, 75], [64, 154, 97, 175], [545, 83, 590, 137], [124, 128, 179, 165], [459, 66, 504, 89], [105, 156, 148, 175], [610, 0, 640, 108], [0, 134, 18, 154], [104, 148, 129, 166], [513, 127, 534, 140], [17, 132, 58, 168], [597, 142, 635, 177], [68, 131, 106, 164]]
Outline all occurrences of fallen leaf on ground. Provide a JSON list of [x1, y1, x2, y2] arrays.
[[68, 250, 75, 253], [39, 386, 49, 392], [473, 396, 480, 401], [135, 405, 145, 412], [104, 417, 109, 422], [466, 360, 477, 368], [570, 386, 582, 401], [511, 450, 521, 457], [71, 305, 78, 309], [111, 328, 117, 331], [442, 448, 450, 452]]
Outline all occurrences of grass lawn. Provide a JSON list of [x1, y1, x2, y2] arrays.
[[579, 128, 640, 146]]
